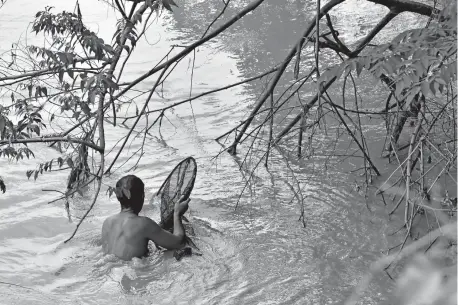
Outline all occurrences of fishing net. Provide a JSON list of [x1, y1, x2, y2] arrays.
[[156, 157, 197, 231]]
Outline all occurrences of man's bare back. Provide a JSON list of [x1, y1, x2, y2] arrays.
[[101, 175, 189, 260]]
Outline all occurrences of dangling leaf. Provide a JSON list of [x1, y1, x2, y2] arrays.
[[162, 0, 173, 12], [77, 188, 84, 196], [67, 69, 74, 79], [59, 70, 64, 83], [395, 79, 404, 98], [81, 103, 91, 116], [66, 158, 74, 168], [0, 116, 5, 138], [28, 85, 33, 98], [0, 177, 5, 194], [356, 60, 364, 76], [420, 80, 430, 97]]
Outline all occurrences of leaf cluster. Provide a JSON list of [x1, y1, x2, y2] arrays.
[[32, 7, 115, 60], [320, 1, 457, 106], [25, 156, 71, 181]]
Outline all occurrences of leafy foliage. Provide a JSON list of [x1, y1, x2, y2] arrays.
[[0, 146, 35, 161], [0, 4, 128, 193], [320, 1, 457, 106], [25, 157, 66, 181], [32, 7, 115, 60]]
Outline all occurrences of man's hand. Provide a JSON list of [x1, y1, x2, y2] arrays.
[[175, 196, 189, 216]]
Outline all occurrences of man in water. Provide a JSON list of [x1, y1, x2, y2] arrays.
[[102, 175, 189, 260]]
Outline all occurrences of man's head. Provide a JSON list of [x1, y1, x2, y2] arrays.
[[115, 175, 145, 214]]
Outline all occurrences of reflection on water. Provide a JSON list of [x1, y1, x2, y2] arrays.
[[0, 0, 427, 304]]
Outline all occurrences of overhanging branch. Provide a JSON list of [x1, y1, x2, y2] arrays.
[[0, 136, 104, 152]]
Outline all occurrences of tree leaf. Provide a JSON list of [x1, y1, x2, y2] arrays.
[[88, 90, 96, 104], [420, 81, 430, 97], [421, 56, 429, 69], [77, 188, 84, 196], [429, 81, 437, 96], [0, 116, 5, 138], [122, 45, 130, 54], [59, 70, 64, 83], [81, 103, 91, 116], [66, 53, 74, 65], [66, 158, 74, 168], [395, 79, 404, 98], [85, 76, 95, 91], [356, 60, 364, 76], [162, 0, 173, 12], [80, 78, 86, 92], [0, 177, 5, 194], [435, 77, 447, 85], [32, 124, 40, 136]]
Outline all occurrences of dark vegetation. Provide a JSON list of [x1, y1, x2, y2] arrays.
[[0, 0, 456, 302]]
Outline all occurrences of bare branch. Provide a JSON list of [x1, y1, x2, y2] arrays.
[[0, 136, 103, 152], [227, 0, 346, 154], [112, 0, 267, 101]]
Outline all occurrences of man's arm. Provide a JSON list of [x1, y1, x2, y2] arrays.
[[143, 213, 185, 250], [144, 196, 189, 250]]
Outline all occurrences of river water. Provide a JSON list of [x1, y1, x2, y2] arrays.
[[0, 0, 433, 304]]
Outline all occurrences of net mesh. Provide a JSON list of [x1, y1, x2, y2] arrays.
[[157, 157, 197, 231]]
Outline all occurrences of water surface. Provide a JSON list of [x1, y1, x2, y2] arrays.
[[0, 0, 430, 304]]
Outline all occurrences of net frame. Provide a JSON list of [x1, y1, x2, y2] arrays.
[[156, 157, 197, 230]]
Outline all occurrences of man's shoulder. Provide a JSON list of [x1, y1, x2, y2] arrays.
[[138, 216, 159, 225], [138, 216, 161, 231], [103, 214, 118, 225]]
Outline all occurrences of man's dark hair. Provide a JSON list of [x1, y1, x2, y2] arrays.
[[115, 175, 145, 213]]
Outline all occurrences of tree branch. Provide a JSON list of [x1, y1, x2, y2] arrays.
[[366, 0, 437, 16], [0, 136, 103, 152], [104, 66, 169, 174], [227, 0, 346, 154], [120, 66, 279, 121], [112, 0, 267, 102], [350, 10, 399, 56]]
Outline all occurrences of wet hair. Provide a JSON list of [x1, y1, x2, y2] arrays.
[[115, 175, 145, 214]]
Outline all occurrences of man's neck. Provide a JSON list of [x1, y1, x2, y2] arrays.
[[120, 208, 138, 215]]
